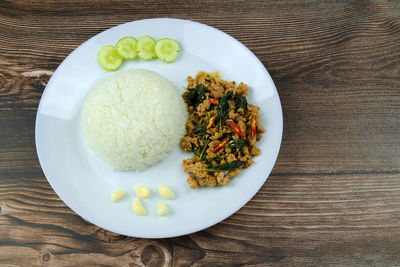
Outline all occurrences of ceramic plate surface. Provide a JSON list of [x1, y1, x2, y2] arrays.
[[35, 18, 283, 238]]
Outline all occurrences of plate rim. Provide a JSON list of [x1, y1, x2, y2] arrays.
[[35, 18, 283, 238]]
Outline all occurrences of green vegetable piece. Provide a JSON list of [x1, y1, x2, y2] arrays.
[[194, 121, 207, 134], [187, 84, 205, 108], [195, 139, 210, 161], [136, 35, 156, 60], [206, 160, 245, 172], [115, 36, 137, 59], [155, 38, 180, 62], [235, 96, 248, 112], [97, 45, 123, 71], [227, 138, 247, 149], [217, 91, 233, 127]]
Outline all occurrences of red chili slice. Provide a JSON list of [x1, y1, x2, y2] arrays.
[[227, 120, 244, 138], [206, 115, 217, 129], [212, 137, 229, 153], [209, 98, 219, 105], [251, 114, 256, 139]]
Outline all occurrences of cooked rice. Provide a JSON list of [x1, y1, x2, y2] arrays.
[[81, 69, 187, 171]]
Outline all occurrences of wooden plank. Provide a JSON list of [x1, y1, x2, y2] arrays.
[[0, 0, 400, 265], [0, 174, 400, 265]]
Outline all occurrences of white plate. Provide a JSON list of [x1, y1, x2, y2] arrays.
[[35, 18, 283, 238]]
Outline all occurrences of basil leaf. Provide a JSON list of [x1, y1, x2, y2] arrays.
[[195, 139, 210, 161], [206, 160, 245, 171], [194, 122, 207, 134], [187, 84, 205, 107], [217, 91, 232, 127], [235, 96, 248, 112], [227, 138, 247, 149]]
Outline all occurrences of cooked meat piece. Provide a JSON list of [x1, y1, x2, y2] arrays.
[[228, 109, 238, 120], [226, 153, 236, 163], [195, 71, 207, 85], [238, 155, 249, 162], [180, 71, 264, 188], [183, 158, 196, 173], [198, 176, 217, 187], [237, 108, 245, 115], [192, 161, 208, 179], [210, 84, 225, 98], [237, 120, 247, 135], [236, 82, 248, 96], [187, 176, 199, 189], [187, 75, 196, 88], [244, 159, 254, 168], [258, 124, 265, 133], [242, 145, 249, 156], [180, 136, 198, 152], [216, 171, 230, 186], [247, 104, 258, 113], [186, 121, 195, 132], [250, 146, 260, 156], [197, 99, 211, 113], [227, 168, 241, 178], [206, 149, 217, 161]]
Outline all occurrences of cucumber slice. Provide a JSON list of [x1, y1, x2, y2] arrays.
[[98, 45, 123, 71], [155, 38, 180, 63], [115, 36, 137, 59], [136, 36, 156, 60]]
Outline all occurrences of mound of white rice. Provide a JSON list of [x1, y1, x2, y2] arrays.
[[81, 69, 187, 171]]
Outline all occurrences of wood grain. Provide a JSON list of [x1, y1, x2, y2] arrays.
[[1, 0, 400, 266]]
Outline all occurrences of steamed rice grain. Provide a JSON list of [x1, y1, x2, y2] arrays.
[[81, 69, 187, 171]]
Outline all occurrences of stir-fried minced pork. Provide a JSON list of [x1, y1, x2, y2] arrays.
[[180, 71, 265, 189]]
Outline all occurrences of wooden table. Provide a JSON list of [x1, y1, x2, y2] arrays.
[[1, 1, 399, 266]]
